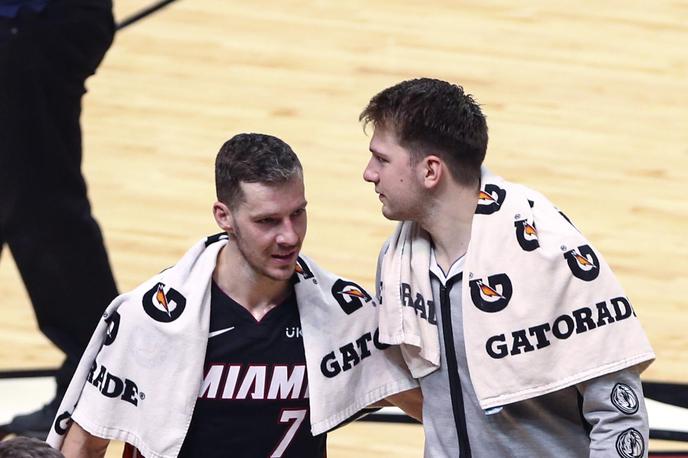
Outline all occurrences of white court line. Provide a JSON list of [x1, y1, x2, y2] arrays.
[[646, 399, 688, 433], [377, 401, 688, 433], [0, 377, 55, 425]]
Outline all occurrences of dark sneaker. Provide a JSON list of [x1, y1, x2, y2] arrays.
[[1, 398, 60, 440]]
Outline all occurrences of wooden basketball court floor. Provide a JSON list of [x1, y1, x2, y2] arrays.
[[1, 0, 687, 455]]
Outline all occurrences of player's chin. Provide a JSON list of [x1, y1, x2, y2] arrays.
[[266, 260, 298, 281], [381, 205, 403, 221], [266, 266, 297, 282]]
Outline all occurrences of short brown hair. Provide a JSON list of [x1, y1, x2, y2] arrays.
[[0, 437, 65, 458], [215, 133, 302, 207], [360, 78, 488, 186]]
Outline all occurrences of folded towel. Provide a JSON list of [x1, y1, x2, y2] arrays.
[[378, 222, 438, 378], [379, 168, 654, 409]]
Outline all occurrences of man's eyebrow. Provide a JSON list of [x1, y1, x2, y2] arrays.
[[369, 146, 386, 156], [252, 201, 308, 219]]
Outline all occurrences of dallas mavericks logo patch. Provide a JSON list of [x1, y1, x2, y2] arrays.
[[469, 273, 513, 313], [616, 428, 644, 458], [563, 244, 600, 281], [142, 283, 186, 322], [611, 383, 640, 415]]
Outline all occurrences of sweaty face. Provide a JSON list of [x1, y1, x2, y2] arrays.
[[362, 127, 426, 221], [229, 177, 307, 282]]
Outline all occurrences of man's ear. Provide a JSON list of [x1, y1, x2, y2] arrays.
[[420, 154, 443, 190], [213, 201, 235, 235]]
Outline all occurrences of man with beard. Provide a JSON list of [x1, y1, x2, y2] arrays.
[[49, 133, 420, 458]]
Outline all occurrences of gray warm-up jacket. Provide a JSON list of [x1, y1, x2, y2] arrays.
[[377, 248, 649, 458]]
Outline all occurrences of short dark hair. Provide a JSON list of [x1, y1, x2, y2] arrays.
[[360, 78, 488, 186], [215, 133, 303, 207], [0, 437, 65, 458]]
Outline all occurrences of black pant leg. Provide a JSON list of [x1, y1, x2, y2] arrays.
[[0, 2, 117, 392]]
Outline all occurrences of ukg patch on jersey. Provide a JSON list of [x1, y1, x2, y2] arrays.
[[469, 273, 513, 313], [142, 282, 186, 322], [563, 244, 600, 281], [615, 428, 644, 458], [611, 383, 640, 415]]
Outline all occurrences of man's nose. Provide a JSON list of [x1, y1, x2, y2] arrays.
[[276, 220, 299, 246], [363, 160, 378, 183]]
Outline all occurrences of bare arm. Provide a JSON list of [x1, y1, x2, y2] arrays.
[[61, 421, 109, 458], [384, 387, 423, 422]]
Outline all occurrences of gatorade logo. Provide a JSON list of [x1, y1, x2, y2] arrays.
[[142, 283, 186, 322], [476, 184, 506, 215], [514, 219, 539, 251], [332, 279, 372, 315], [53, 411, 72, 436], [293, 257, 315, 283], [469, 273, 513, 313], [103, 311, 121, 346], [563, 245, 600, 281]]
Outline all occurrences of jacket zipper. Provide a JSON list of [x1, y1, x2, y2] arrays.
[[439, 276, 472, 457]]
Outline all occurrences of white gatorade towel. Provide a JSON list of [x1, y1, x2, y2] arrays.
[[379, 168, 654, 410]]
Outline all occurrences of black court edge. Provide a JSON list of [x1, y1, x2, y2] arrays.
[[0, 369, 57, 379], [645, 382, 688, 409], [649, 453, 688, 457], [116, 0, 180, 30], [363, 413, 419, 424], [652, 430, 688, 442]]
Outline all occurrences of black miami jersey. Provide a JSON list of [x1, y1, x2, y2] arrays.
[[177, 281, 326, 458]]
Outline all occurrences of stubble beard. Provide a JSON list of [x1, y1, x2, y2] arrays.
[[232, 230, 296, 283], [382, 195, 424, 223]]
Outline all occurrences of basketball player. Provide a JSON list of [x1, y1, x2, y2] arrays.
[[360, 78, 653, 457], [54, 133, 420, 458]]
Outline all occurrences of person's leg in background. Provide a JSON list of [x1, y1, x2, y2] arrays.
[[0, 0, 118, 438]]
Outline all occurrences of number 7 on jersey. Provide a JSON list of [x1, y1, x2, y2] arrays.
[[270, 409, 307, 457]]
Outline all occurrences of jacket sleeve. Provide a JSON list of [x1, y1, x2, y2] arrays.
[[576, 366, 649, 458]]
